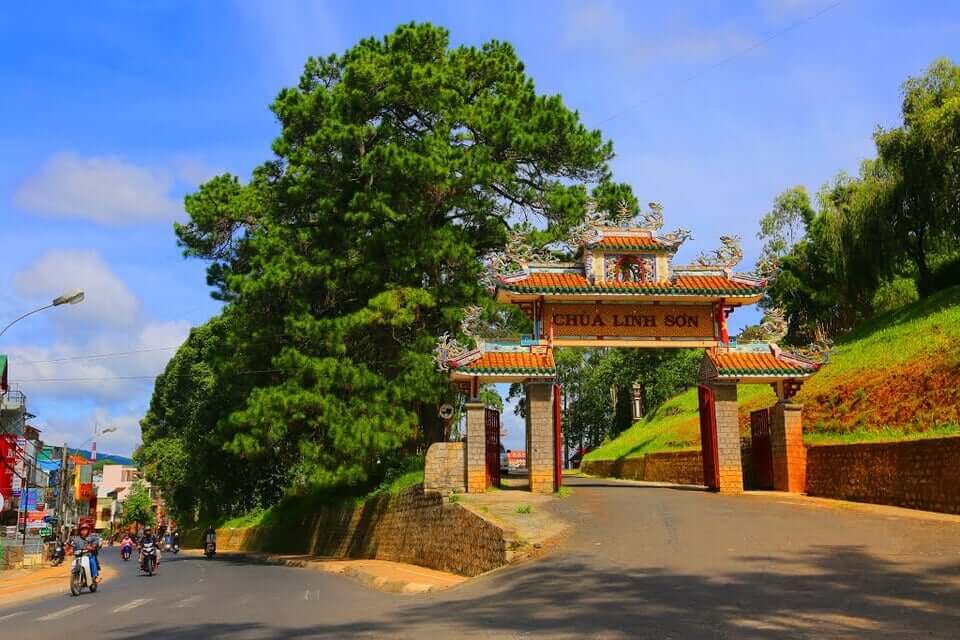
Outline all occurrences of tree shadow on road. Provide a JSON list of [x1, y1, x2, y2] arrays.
[[103, 543, 960, 639]]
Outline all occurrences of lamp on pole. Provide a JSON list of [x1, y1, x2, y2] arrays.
[[90, 424, 117, 462], [0, 289, 85, 338]]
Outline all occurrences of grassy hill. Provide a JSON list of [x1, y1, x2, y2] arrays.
[[584, 285, 960, 464]]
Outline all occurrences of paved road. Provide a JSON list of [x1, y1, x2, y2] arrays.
[[3, 477, 960, 639]]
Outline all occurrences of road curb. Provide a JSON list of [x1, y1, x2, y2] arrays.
[[0, 563, 118, 607], [188, 550, 463, 594]]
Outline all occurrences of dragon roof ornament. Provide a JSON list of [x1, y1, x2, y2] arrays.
[[696, 235, 744, 269], [566, 199, 692, 252], [480, 229, 559, 291], [758, 308, 788, 342], [434, 332, 470, 372]]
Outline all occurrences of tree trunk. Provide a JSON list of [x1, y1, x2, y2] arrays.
[[913, 228, 933, 297], [418, 404, 446, 447]]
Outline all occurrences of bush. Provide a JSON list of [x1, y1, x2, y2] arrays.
[[932, 254, 960, 291], [872, 276, 919, 314]]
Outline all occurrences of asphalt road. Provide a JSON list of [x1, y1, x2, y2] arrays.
[[3, 477, 960, 639]]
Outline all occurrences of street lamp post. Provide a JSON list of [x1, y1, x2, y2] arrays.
[[90, 424, 117, 462], [0, 289, 85, 338]]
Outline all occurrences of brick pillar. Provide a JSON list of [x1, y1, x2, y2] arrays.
[[770, 401, 806, 493], [465, 402, 487, 493], [526, 383, 555, 494], [711, 382, 744, 494]]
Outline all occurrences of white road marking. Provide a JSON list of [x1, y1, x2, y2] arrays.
[[112, 598, 153, 614], [37, 603, 91, 621], [173, 595, 203, 608], [0, 611, 27, 622]]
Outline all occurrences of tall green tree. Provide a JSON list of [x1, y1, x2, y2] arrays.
[[120, 481, 156, 528], [157, 23, 630, 501], [757, 186, 815, 266], [874, 58, 960, 295]]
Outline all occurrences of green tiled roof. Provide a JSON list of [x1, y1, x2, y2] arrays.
[[500, 283, 764, 296], [463, 366, 556, 375], [717, 366, 813, 376]]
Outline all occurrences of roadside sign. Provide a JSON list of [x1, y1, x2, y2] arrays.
[[39, 527, 51, 536]]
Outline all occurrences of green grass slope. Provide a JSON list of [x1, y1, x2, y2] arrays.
[[585, 285, 960, 464]]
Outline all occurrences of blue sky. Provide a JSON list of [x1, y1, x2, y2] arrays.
[[1, 0, 957, 455]]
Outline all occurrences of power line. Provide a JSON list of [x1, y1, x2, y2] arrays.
[[598, 0, 846, 126], [14, 345, 182, 365], [9, 368, 286, 383]]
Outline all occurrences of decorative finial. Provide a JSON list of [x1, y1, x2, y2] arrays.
[[434, 332, 468, 372], [696, 235, 743, 269]]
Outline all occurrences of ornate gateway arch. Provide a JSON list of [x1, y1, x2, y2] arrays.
[[431, 209, 820, 495]]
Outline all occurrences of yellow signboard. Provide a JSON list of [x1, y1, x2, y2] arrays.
[[546, 304, 716, 339]]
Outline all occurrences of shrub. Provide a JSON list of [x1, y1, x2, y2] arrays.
[[872, 276, 919, 314]]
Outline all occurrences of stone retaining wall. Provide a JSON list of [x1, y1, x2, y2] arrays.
[[805, 436, 960, 514], [581, 450, 704, 485], [213, 485, 507, 577], [424, 442, 466, 494]]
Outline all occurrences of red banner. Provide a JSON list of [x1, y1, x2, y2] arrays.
[[0, 435, 18, 508]]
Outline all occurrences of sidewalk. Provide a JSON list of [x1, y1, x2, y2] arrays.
[[0, 560, 116, 606], [187, 550, 466, 594]]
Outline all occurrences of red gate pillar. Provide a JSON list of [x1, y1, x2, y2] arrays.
[[699, 383, 743, 493], [465, 402, 488, 493], [526, 382, 556, 494], [770, 401, 805, 493], [698, 385, 719, 490]]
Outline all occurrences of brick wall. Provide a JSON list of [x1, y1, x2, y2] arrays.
[[581, 450, 704, 485], [527, 383, 555, 494], [424, 442, 466, 494], [805, 436, 960, 514], [712, 383, 744, 493], [213, 485, 508, 577]]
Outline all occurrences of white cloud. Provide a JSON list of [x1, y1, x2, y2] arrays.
[[8, 250, 191, 405], [4, 320, 190, 404], [238, 0, 342, 81], [14, 151, 180, 225], [173, 157, 221, 186], [13, 249, 140, 330], [562, 2, 754, 66], [759, 0, 838, 23], [37, 409, 145, 458]]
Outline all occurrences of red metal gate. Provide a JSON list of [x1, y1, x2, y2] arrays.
[[698, 385, 720, 490], [484, 407, 501, 489], [750, 408, 773, 490]]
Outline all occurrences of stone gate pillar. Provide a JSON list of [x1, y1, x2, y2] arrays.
[[770, 401, 805, 493], [465, 401, 487, 493], [526, 382, 555, 494], [710, 382, 744, 494]]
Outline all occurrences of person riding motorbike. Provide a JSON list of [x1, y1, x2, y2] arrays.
[[170, 528, 180, 553], [203, 524, 216, 557], [138, 526, 161, 570], [70, 523, 101, 583], [120, 532, 134, 560]]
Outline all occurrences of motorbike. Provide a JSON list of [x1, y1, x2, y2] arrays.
[[121, 541, 133, 561], [204, 537, 216, 559], [70, 549, 98, 596], [140, 540, 158, 576], [50, 541, 66, 567], [170, 541, 180, 554]]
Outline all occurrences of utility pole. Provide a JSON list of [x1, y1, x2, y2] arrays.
[[58, 444, 70, 542], [21, 443, 34, 545]]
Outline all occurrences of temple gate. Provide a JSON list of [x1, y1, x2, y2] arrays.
[[432, 208, 820, 495]]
